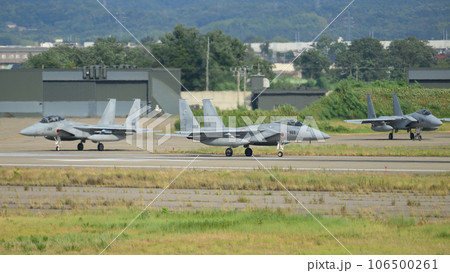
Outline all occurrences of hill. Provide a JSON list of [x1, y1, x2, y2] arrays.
[[1, 0, 449, 45]]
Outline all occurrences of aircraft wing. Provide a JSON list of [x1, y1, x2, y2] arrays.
[[441, 118, 450, 122], [345, 116, 410, 124], [74, 125, 136, 134], [163, 127, 280, 140]]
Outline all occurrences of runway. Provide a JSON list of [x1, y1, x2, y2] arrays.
[[0, 152, 449, 173], [1, 118, 449, 173]]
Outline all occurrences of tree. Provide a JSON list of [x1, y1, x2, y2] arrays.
[[260, 41, 272, 59], [151, 25, 205, 90], [315, 34, 334, 55], [335, 37, 389, 81], [24, 45, 77, 68], [294, 49, 330, 79], [388, 37, 436, 79], [87, 37, 127, 66]]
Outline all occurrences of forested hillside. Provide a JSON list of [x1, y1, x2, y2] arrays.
[[1, 0, 449, 45]]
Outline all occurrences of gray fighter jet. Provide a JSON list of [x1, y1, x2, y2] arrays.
[[175, 99, 330, 157], [345, 94, 447, 140], [20, 99, 142, 151]]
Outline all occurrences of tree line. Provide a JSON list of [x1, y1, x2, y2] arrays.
[[24, 25, 447, 91], [293, 35, 447, 88], [24, 25, 273, 91]]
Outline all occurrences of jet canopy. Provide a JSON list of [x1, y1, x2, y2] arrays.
[[416, 109, 432, 116], [40, 115, 65, 123], [274, 118, 303, 127]]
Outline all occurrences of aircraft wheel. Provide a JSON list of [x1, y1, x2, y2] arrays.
[[245, 148, 253, 157], [388, 132, 393, 140], [278, 151, 283, 157], [410, 132, 414, 140], [77, 143, 84, 151], [97, 143, 104, 151], [225, 148, 233, 157], [56, 146, 60, 151]]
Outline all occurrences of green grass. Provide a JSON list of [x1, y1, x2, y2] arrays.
[[0, 208, 448, 254], [1, 167, 448, 195]]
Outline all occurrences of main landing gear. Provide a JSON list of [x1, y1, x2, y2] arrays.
[[388, 132, 393, 140], [224, 145, 283, 157], [97, 143, 104, 151], [225, 147, 253, 157], [77, 141, 85, 151]]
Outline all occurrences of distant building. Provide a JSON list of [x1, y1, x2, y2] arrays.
[[251, 88, 328, 111], [250, 75, 327, 111], [0, 46, 50, 69], [408, 68, 450, 89]]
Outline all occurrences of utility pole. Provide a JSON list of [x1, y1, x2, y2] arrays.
[[206, 36, 210, 91], [236, 68, 240, 108], [243, 67, 247, 108]]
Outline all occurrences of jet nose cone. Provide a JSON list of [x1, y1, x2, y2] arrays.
[[322, 132, 331, 139], [430, 117, 443, 127], [20, 125, 37, 136]]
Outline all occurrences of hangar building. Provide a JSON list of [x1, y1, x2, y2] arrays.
[[0, 67, 181, 117]]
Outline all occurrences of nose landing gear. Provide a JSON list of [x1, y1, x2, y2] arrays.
[[54, 136, 61, 151], [277, 142, 284, 157]]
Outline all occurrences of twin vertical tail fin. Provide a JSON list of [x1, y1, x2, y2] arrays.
[[125, 99, 142, 131], [203, 99, 225, 129], [179, 99, 200, 132], [367, 94, 377, 119], [98, 98, 116, 125], [392, 93, 403, 116]]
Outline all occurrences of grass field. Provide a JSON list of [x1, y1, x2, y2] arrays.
[[0, 167, 448, 254], [0, 208, 448, 254], [1, 167, 449, 195]]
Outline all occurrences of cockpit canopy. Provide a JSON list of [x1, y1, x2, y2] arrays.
[[274, 118, 303, 127], [416, 109, 432, 116], [39, 115, 65, 123]]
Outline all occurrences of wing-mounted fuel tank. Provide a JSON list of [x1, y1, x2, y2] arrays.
[[371, 122, 393, 132], [88, 134, 125, 142]]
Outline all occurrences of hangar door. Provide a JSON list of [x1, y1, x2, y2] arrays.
[[95, 81, 147, 116], [42, 81, 148, 117], [43, 81, 96, 117]]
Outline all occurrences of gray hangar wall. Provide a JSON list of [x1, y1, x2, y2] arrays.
[[0, 68, 181, 117]]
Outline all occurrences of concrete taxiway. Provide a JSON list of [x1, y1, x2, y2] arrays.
[[0, 152, 449, 173]]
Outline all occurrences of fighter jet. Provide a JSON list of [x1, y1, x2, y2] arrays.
[[345, 94, 448, 140], [175, 99, 330, 157], [20, 98, 143, 151]]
